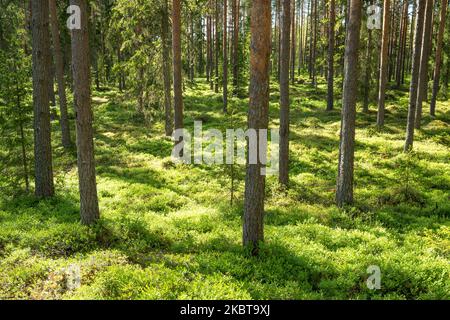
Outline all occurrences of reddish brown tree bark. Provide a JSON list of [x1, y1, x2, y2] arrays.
[[70, 0, 100, 224], [336, 0, 362, 207], [243, 0, 271, 255]]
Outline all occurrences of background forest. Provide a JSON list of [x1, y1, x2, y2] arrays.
[[0, 0, 449, 300]]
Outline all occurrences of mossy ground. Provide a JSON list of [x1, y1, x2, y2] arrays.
[[0, 77, 449, 299]]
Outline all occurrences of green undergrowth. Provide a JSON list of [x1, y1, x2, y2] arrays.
[[0, 78, 449, 300]]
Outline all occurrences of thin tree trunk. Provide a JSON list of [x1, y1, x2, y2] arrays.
[[404, 0, 426, 151], [70, 0, 100, 225], [430, 0, 448, 116], [336, 0, 362, 207], [161, 0, 173, 136], [232, 0, 239, 91], [243, 0, 271, 256], [16, 79, 30, 192], [298, 0, 304, 73], [290, 0, 296, 84], [215, 0, 220, 93], [32, 0, 54, 198], [223, 0, 228, 112], [363, 9, 372, 114], [173, 0, 184, 146], [19, 120, 30, 192], [395, 0, 408, 88], [311, 0, 318, 86], [377, 0, 390, 128], [49, 0, 71, 148], [279, 0, 291, 186], [327, 0, 335, 111], [207, 1, 212, 84], [415, 0, 434, 129]]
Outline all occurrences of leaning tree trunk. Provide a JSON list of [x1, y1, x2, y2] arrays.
[[172, 0, 184, 146], [336, 0, 362, 207], [243, 0, 271, 256], [161, 0, 173, 136], [404, 0, 426, 151], [70, 0, 100, 225], [279, 0, 291, 186], [414, 0, 434, 129], [327, 0, 335, 111], [430, 0, 448, 116], [376, 0, 390, 128], [49, 0, 71, 149], [32, 0, 54, 198]]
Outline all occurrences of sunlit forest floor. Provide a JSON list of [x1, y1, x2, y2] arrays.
[[0, 77, 449, 299]]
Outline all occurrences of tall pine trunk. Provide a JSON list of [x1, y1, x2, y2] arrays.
[[243, 0, 271, 256], [207, 1, 212, 85], [376, 0, 390, 128], [70, 0, 100, 225], [327, 0, 335, 111], [49, 0, 71, 148], [223, 0, 228, 112], [32, 0, 54, 198], [290, 0, 296, 84], [161, 0, 173, 136], [232, 0, 239, 92], [336, 0, 362, 207], [404, 0, 426, 151], [214, 0, 220, 93], [430, 0, 448, 116], [172, 0, 183, 145], [414, 0, 434, 129], [279, 0, 291, 186], [311, 0, 318, 86], [363, 5, 372, 114]]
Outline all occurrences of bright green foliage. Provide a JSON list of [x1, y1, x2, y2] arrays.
[[0, 78, 449, 300], [0, 2, 32, 194]]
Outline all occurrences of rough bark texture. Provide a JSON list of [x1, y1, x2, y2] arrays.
[[49, 0, 71, 148], [243, 0, 271, 255], [223, 0, 228, 112], [172, 0, 184, 142], [414, 0, 434, 129], [377, 0, 390, 127], [327, 0, 335, 111], [161, 0, 173, 136], [336, 0, 361, 207], [279, 0, 291, 186], [32, 0, 54, 198], [404, 0, 426, 151], [70, 0, 100, 225], [430, 0, 448, 116]]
